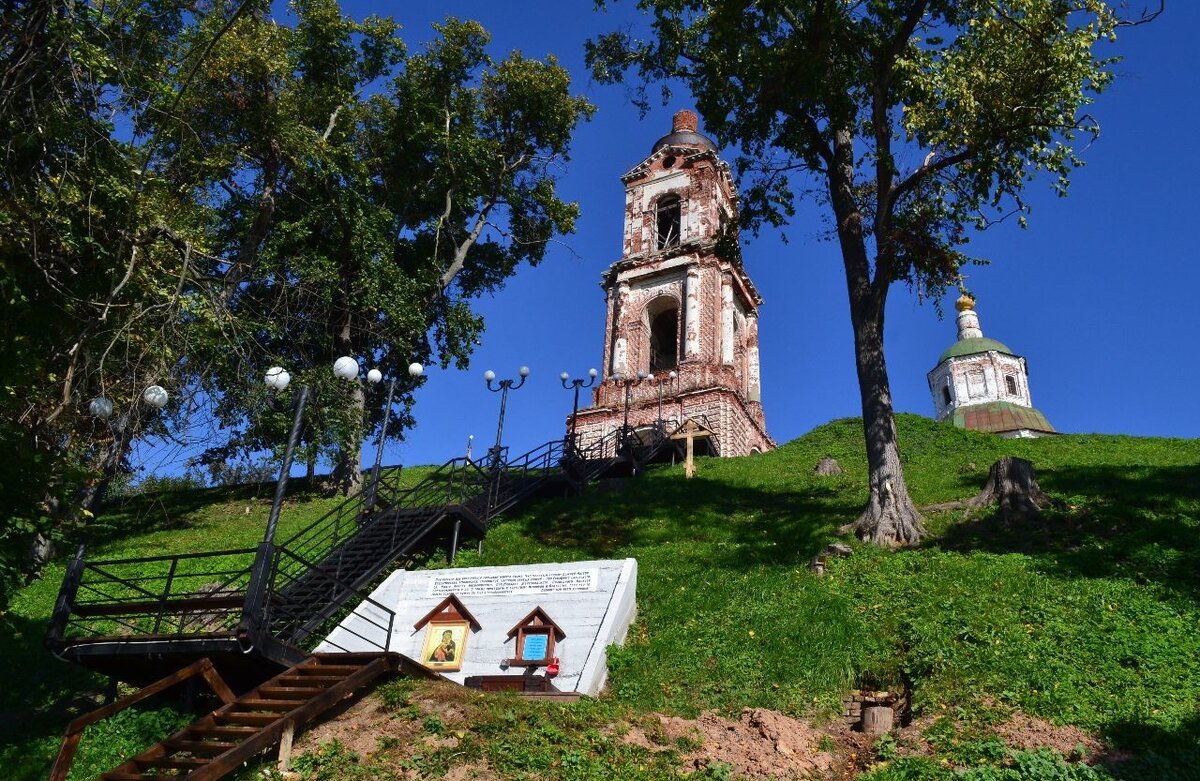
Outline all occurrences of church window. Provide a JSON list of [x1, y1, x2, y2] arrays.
[[649, 307, 680, 372], [1005, 375, 1018, 395], [656, 195, 681, 249], [942, 385, 952, 407], [967, 370, 987, 399]]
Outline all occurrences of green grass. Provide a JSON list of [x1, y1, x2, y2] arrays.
[[3, 416, 1199, 779], [466, 416, 1200, 776]]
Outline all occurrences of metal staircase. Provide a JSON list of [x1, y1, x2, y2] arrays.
[[45, 426, 670, 685]]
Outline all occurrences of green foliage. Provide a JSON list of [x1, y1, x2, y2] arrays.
[[0, 702, 192, 781], [0, 0, 593, 602], [586, 0, 1129, 291], [862, 747, 1111, 780]]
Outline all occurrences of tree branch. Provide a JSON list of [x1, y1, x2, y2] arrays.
[[438, 200, 495, 292], [890, 148, 972, 206]]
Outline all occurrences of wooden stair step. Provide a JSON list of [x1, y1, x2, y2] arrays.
[[276, 674, 342, 685], [259, 686, 325, 699], [139, 755, 211, 769], [235, 698, 304, 712], [215, 712, 279, 726], [165, 738, 238, 753], [296, 664, 364, 674], [189, 724, 258, 737]]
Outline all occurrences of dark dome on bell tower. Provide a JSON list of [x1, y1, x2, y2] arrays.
[[650, 109, 718, 154]]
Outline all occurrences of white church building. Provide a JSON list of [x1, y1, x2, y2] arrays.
[[927, 294, 1055, 438]]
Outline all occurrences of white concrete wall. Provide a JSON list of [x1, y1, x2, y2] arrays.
[[317, 559, 638, 696]]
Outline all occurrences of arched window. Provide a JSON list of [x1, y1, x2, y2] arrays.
[[942, 385, 952, 406], [1005, 375, 1018, 395], [656, 195, 681, 250], [649, 307, 679, 372]]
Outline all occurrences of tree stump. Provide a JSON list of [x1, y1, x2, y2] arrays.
[[861, 705, 894, 735], [814, 457, 843, 476], [967, 456, 1054, 521]]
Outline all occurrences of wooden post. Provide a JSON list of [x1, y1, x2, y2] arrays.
[[277, 720, 295, 772], [685, 431, 695, 479], [861, 706, 894, 735]]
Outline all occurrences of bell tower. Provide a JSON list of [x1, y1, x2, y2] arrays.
[[572, 110, 773, 457]]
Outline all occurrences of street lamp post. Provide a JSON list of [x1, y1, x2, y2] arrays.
[[484, 366, 529, 472], [648, 370, 678, 436], [611, 371, 648, 458], [362, 361, 424, 520], [262, 366, 306, 547], [560, 368, 598, 457]]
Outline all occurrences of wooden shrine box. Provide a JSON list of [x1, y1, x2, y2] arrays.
[[505, 607, 565, 668]]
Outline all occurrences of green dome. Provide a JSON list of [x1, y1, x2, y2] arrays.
[[938, 337, 1016, 364]]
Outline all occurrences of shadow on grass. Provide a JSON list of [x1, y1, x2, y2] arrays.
[[1098, 710, 1200, 781], [0, 610, 103, 740], [516, 468, 859, 570], [930, 463, 1200, 600]]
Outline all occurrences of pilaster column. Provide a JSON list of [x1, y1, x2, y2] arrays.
[[746, 312, 761, 402], [684, 267, 701, 359], [612, 281, 631, 376], [720, 273, 734, 365]]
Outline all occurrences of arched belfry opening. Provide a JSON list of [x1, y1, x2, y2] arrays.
[[647, 300, 680, 373], [656, 194, 681, 250], [570, 109, 774, 459]]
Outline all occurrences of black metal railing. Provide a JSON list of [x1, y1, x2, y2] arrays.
[[264, 547, 396, 651], [46, 426, 682, 663], [50, 547, 259, 643]]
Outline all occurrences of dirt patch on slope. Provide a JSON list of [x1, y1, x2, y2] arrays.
[[652, 708, 834, 779], [994, 711, 1104, 757]]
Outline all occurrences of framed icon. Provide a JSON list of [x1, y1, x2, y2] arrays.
[[420, 620, 470, 672]]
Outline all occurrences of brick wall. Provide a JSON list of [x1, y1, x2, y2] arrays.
[[577, 113, 773, 459]]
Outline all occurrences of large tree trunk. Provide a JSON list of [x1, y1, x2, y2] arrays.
[[77, 414, 135, 514], [329, 275, 364, 496], [843, 296, 926, 546], [827, 129, 926, 547], [330, 385, 365, 496]]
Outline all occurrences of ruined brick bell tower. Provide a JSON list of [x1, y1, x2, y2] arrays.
[[571, 110, 774, 457]]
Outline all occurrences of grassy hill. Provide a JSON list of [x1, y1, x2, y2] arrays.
[[2, 415, 1198, 780]]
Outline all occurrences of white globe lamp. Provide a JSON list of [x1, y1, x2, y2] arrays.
[[333, 356, 359, 381], [142, 385, 169, 410], [88, 396, 114, 419], [265, 366, 291, 391]]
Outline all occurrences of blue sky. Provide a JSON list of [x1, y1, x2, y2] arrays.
[[141, 2, 1200, 476]]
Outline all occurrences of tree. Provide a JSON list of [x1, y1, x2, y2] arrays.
[[0, 0, 593, 606], [1, 0, 203, 596], [587, 0, 1155, 545], [167, 6, 594, 493]]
